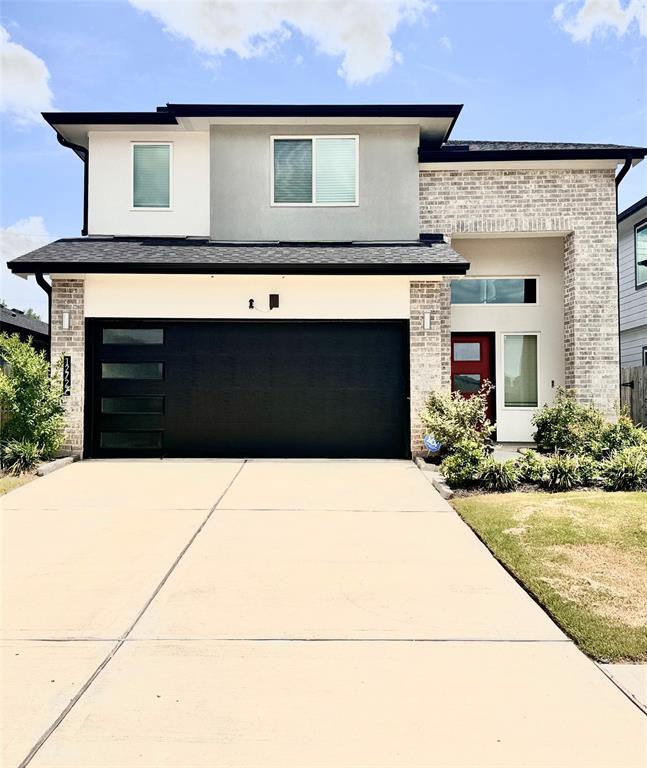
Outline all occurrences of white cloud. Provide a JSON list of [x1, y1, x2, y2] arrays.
[[439, 34, 452, 51], [128, 0, 433, 84], [1, 217, 52, 318], [0, 26, 54, 124], [554, 0, 647, 41]]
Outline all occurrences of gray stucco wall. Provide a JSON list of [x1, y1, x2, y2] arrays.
[[210, 124, 420, 241]]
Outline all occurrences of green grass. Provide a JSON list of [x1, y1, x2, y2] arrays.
[[453, 491, 647, 662], [0, 472, 35, 496]]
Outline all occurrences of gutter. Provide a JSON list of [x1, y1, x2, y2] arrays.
[[34, 272, 52, 359], [54, 132, 88, 236], [615, 156, 633, 401]]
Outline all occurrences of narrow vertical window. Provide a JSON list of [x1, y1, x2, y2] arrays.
[[133, 144, 171, 208], [636, 221, 647, 288], [504, 335, 538, 407]]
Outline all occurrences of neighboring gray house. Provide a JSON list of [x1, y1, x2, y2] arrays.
[[618, 196, 647, 367], [7, 104, 646, 458], [0, 306, 49, 356]]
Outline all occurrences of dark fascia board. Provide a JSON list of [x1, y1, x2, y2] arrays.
[[42, 111, 178, 126], [418, 147, 647, 163], [618, 195, 647, 222], [8, 262, 469, 276], [165, 103, 463, 119]]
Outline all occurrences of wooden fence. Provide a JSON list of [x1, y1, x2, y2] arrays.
[[620, 366, 647, 427]]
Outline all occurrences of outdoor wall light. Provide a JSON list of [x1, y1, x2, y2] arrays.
[[62, 311, 70, 330], [423, 311, 431, 330], [269, 294, 279, 310]]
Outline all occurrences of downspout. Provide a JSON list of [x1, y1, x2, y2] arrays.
[[615, 155, 633, 401], [35, 272, 52, 360], [55, 133, 88, 236]]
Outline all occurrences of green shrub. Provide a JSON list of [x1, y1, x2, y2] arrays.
[[478, 458, 520, 492], [440, 439, 485, 488], [532, 388, 606, 458], [422, 382, 494, 456], [517, 449, 546, 484], [601, 414, 647, 455], [0, 333, 64, 461], [540, 454, 580, 492], [2, 438, 42, 475], [600, 447, 647, 491], [576, 455, 601, 487]]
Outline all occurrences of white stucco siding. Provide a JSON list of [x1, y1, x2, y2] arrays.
[[83, 274, 420, 319], [451, 237, 565, 443], [87, 131, 210, 237]]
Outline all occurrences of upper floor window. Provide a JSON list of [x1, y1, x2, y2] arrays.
[[636, 221, 647, 288], [271, 136, 358, 207], [133, 143, 171, 209], [451, 278, 537, 305]]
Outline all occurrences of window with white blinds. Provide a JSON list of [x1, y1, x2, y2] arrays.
[[272, 136, 358, 206], [133, 143, 171, 208]]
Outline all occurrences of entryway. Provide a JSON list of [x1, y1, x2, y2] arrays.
[[450, 332, 495, 422]]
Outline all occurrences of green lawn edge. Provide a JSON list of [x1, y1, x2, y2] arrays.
[[452, 492, 647, 663]]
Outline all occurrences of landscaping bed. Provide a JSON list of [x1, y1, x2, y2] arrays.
[[453, 491, 647, 662]]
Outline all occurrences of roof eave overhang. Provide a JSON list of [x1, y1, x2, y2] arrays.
[[9, 262, 469, 276], [418, 148, 647, 163]]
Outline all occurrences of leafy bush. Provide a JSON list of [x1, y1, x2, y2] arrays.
[[440, 439, 485, 489], [600, 447, 647, 491], [478, 458, 520, 492], [0, 333, 64, 461], [517, 449, 546, 484], [532, 388, 606, 457], [422, 382, 495, 456], [2, 439, 42, 475], [601, 414, 647, 455], [540, 454, 580, 492], [576, 455, 601, 487]]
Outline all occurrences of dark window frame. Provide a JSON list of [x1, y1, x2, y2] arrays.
[[101, 362, 165, 381], [642, 346, 647, 366], [635, 218, 647, 291], [102, 328, 165, 345]]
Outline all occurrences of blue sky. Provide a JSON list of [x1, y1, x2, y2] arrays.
[[1, 0, 646, 317]]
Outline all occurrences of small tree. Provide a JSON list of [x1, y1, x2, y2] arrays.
[[0, 333, 64, 466]]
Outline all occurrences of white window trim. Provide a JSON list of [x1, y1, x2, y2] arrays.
[[500, 332, 541, 411], [450, 276, 539, 307], [270, 135, 359, 208], [131, 141, 173, 211]]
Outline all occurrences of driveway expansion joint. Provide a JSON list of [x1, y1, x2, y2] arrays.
[[16, 460, 247, 768]]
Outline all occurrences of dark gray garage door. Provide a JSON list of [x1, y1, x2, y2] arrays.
[[86, 321, 410, 458]]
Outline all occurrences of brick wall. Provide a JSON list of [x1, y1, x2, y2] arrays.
[[50, 278, 85, 456], [409, 279, 451, 454], [420, 167, 619, 416]]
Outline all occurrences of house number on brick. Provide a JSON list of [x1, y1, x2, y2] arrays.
[[63, 356, 71, 396]]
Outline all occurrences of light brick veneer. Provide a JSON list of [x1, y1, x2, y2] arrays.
[[50, 278, 85, 455], [410, 279, 451, 454], [420, 168, 619, 416]]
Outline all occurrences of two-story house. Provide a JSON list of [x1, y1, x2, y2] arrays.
[[8, 104, 646, 458], [618, 196, 647, 367]]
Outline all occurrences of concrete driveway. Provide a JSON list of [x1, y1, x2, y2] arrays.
[[2, 460, 645, 767]]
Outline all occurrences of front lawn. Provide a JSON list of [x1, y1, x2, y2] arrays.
[[453, 491, 647, 662], [0, 473, 35, 496]]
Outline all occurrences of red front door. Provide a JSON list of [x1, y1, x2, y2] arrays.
[[451, 333, 495, 424]]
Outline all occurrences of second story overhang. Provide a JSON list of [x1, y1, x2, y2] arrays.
[[43, 103, 464, 151]]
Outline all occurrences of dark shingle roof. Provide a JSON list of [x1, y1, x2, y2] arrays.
[[618, 195, 647, 223], [445, 140, 642, 151], [7, 237, 469, 275], [1, 306, 48, 335]]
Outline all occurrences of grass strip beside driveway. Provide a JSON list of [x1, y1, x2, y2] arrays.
[[0, 473, 35, 496], [453, 491, 647, 662]]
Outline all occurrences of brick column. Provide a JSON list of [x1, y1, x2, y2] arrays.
[[50, 278, 85, 456], [409, 279, 451, 455], [564, 230, 619, 418]]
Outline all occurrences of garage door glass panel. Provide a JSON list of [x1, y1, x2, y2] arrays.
[[100, 431, 162, 449], [101, 362, 163, 380], [101, 396, 164, 414], [102, 328, 164, 345]]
